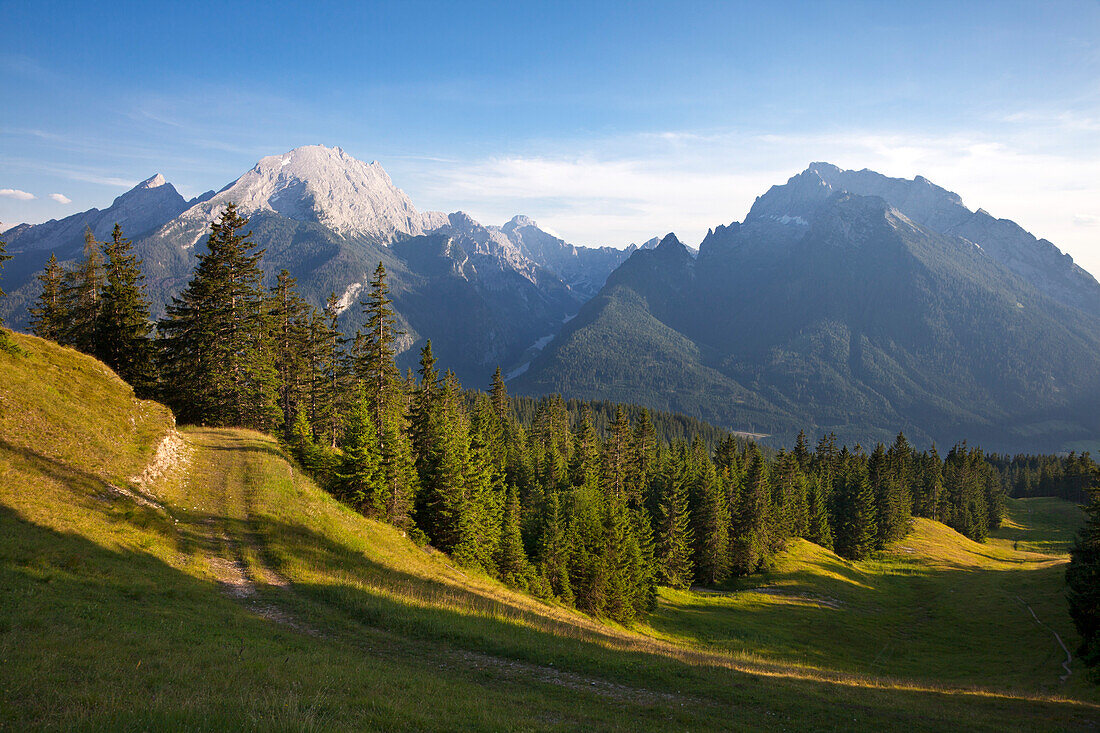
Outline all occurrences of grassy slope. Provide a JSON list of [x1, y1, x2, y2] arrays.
[[1, 330, 1097, 731]]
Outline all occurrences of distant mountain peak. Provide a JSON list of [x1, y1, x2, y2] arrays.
[[138, 173, 167, 189], [504, 214, 538, 231], [170, 144, 425, 242]]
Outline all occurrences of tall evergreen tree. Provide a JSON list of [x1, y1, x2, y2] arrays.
[[730, 447, 769, 575], [358, 260, 402, 440], [158, 203, 280, 429], [1067, 471, 1100, 668], [61, 227, 105, 353], [537, 492, 574, 603], [834, 453, 878, 560], [0, 238, 10, 327], [335, 390, 383, 515], [653, 456, 694, 589], [269, 269, 312, 429], [688, 438, 729, 584], [497, 482, 531, 587], [29, 254, 66, 340], [96, 224, 155, 396]]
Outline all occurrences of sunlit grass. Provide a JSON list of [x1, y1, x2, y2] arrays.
[[2, 329, 1098, 730]]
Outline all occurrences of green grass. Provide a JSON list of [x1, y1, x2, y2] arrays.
[[990, 496, 1086, 553], [2, 329, 1099, 730]]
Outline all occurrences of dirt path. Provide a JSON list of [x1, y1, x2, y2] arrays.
[[1017, 595, 1073, 681], [180, 430, 321, 636]]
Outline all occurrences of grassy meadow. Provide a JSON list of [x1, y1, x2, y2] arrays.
[[1, 330, 1097, 730]]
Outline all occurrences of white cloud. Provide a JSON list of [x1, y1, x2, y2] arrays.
[[49, 192, 71, 204], [405, 124, 1100, 280], [0, 188, 35, 200]]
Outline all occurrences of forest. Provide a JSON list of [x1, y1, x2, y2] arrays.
[[9, 206, 1095, 623]]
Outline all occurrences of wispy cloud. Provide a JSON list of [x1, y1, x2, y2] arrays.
[[49, 193, 72, 204], [401, 121, 1100, 280], [0, 188, 35, 200]]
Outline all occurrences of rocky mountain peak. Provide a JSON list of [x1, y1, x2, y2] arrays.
[[169, 144, 426, 243]]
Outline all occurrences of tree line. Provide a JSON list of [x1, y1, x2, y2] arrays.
[[986, 452, 1098, 503], [14, 206, 1025, 623]]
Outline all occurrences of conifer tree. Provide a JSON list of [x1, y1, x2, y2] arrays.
[[315, 292, 349, 448], [96, 224, 155, 396], [568, 485, 609, 615], [158, 203, 279, 429], [804, 474, 834, 549], [834, 453, 878, 560], [730, 447, 769, 575], [537, 492, 574, 603], [490, 366, 509, 420], [654, 458, 694, 589], [602, 497, 647, 623], [1067, 473, 1100, 668], [336, 390, 383, 515], [359, 261, 402, 440], [269, 269, 312, 428], [61, 227, 105, 353], [422, 371, 470, 553], [629, 409, 658, 510], [497, 482, 531, 587], [410, 340, 441, 488], [570, 408, 601, 492], [688, 438, 729, 585], [0, 238, 10, 326], [287, 406, 319, 473], [603, 407, 631, 502], [29, 254, 65, 340]]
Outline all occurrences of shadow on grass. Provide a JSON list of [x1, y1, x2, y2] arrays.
[[3, 494, 1098, 732]]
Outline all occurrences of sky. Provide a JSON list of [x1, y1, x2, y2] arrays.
[[2, 0, 1100, 277]]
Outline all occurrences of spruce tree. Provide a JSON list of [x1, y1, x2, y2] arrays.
[[497, 482, 531, 587], [654, 458, 694, 589], [1067, 474, 1100, 668], [29, 254, 65, 340], [61, 227, 105, 353], [358, 261, 402, 440], [834, 453, 878, 560], [0, 238, 10, 326], [537, 492, 574, 603], [490, 365, 509, 420], [804, 474, 834, 549], [269, 269, 312, 429], [688, 439, 729, 585], [336, 390, 383, 515], [730, 447, 769, 575], [158, 203, 279, 429], [96, 224, 155, 396], [422, 371, 470, 553]]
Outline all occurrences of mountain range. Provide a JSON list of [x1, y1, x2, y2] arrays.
[[516, 163, 1100, 451], [0, 145, 642, 381], [2, 149, 1098, 451]]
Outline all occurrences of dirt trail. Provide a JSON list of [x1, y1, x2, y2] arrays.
[[1017, 595, 1073, 681], [178, 431, 321, 636]]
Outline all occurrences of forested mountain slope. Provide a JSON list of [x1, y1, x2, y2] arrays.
[[517, 166, 1100, 452]]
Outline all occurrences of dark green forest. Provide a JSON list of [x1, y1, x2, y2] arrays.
[[13, 206, 1099, 624]]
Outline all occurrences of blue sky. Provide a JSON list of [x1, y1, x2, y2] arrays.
[[3, 0, 1100, 276]]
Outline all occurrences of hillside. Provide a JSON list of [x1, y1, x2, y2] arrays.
[[1, 331, 1098, 730]]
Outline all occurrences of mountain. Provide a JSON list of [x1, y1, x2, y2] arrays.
[[516, 164, 1100, 452], [789, 163, 1100, 317], [0, 174, 190, 321], [0, 145, 628, 384]]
